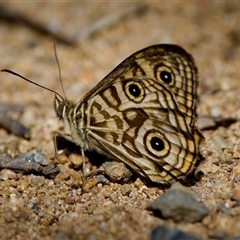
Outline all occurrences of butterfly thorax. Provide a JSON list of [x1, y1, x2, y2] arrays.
[[54, 94, 89, 150]]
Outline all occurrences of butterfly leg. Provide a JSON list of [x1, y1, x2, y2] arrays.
[[53, 131, 86, 181], [52, 131, 73, 162], [81, 148, 87, 183]]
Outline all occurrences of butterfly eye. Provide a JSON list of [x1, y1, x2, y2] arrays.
[[125, 80, 144, 103], [160, 71, 172, 83], [145, 131, 169, 157], [54, 94, 64, 119]]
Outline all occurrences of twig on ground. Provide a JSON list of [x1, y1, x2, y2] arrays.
[[198, 115, 237, 130], [78, 4, 147, 40], [0, 154, 59, 178], [0, 4, 75, 46], [0, 102, 31, 140]]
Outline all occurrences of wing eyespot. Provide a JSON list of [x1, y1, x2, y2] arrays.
[[160, 70, 172, 84], [153, 64, 174, 85], [144, 131, 170, 158], [124, 80, 145, 103]]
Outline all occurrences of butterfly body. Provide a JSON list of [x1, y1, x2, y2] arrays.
[[54, 44, 203, 183]]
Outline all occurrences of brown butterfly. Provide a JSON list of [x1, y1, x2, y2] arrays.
[[2, 44, 203, 183]]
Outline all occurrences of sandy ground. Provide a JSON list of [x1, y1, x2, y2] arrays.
[[0, 2, 240, 240]]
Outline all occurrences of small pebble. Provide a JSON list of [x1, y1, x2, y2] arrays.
[[220, 151, 233, 164], [231, 206, 240, 216], [28, 202, 40, 215], [151, 225, 201, 240], [141, 187, 160, 198], [16, 150, 49, 165], [82, 177, 99, 193], [30, 176, 45, 188], [212, 135, 233, 150], [102, 161, 132, 183], [95, 174, 109, 185], [233, 165, 240, 175], [231, 189, 240, 201], [133, 178, 144, 189], [120, 184, 132, 196], [233, 151, 240, 159], [214, 191, 231, 200], [69, 153, 82, 167], [217, 203, 231, 214], [211, 107, 221, 118], [147, 183, 209, 223], [4, 212, 15, 223], [229, 237, 240, 240], [102, 185, 113, 198], [54, 170, 71, 183], [208, 230, 228, 239], [0, 169, 16, 181], [197, 116, 216, 130]]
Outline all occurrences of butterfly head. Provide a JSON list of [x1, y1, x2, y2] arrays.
[[54, 94, 75, 121]]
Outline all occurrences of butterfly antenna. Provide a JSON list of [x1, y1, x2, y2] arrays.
[[53, 43, 67, 102], [1, 69, 64, 101]]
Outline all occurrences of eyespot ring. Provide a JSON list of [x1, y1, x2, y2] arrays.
[[154, 65, 174, 85], [124, 80, 145, 103], [144, 130, 170, 157]]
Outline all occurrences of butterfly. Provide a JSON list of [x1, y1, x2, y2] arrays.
[[2, 44, 203, 183]]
